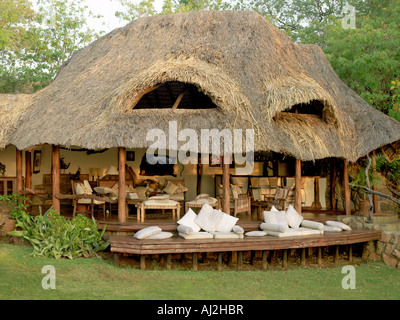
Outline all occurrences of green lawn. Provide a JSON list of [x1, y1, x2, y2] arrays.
[[1, 242, 399, 300]]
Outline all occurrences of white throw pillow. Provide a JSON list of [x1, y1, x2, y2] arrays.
[[177, 208, 201, 232], [245, 231, 268, 237], [286, 205, 303, 229], [195, 204, 225, 233], [301, 220, 324, 231], [323, 225, 342, 232], [326, 221, 352, 231], [232, 225, 244, 235], [216, 211, 239, 233], [260, 223, 288, 233], [177, 225, 194, 235], [134, 226, 162, 240], [163, 181, 179, 195], [263, 210, 288, 229], [147, 232, 174, 239], [270, 206, 279, 212]]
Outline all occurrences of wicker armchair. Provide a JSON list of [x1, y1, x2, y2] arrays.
[[217, 184, 251, 217]]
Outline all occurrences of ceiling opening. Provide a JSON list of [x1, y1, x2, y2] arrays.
[[132, 81, 217, 110]]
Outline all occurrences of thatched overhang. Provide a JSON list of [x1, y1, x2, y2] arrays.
[[1, 10, 400, 162]]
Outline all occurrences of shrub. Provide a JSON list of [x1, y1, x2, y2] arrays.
[[2, 194, 109, 259]]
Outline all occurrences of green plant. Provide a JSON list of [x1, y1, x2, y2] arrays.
[[1, 194, 109, 259], [0, 193, 31, 218]]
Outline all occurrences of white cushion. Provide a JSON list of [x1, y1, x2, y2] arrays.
[[195, 204, 225, 233], [177, 208, 201, 232], [263, 210, 288, 229], [163, 181, 179, 195], [285, 205, 303, 229], [179, 232, 214, 239], [270, 206, 279, 212], [147, 231, 174, 239], [94, 186, 116, 195], [297, 227, 323, 235], [260, 223, 288, 233], [177, 225, 194, 235], [77, 198, 105, 205], [135, 186, 147, 199], [232, 225, 244, 235], [326, 221, 352, 231], [267, 229, 304, 237], [83, 180, 93, 193], [245, 231, 268, 237], [211, 231, 241, 239], [301, 220, 324, 230], [323, 225, 342, 232], [216, 211, 239, 233], [134, 226, 162, 240]]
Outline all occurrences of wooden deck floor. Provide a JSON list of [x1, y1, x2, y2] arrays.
[[109, 229, 381, 270]]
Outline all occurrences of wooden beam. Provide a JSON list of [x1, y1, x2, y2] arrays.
[[130, 84, 162, 110], [16, 149, 23, 192], [331, 158, 337, 210], [344, 160, 351, 215], [25, 151, 32, 190], [118, 147, 127, 223], [222, 155, 230, 215], [295, 159, 302, 213], [372, 150, 379, 213], [51, 145, 60, 212]]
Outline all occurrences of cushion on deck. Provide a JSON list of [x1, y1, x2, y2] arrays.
[[134, 226, 162, 240], [177, 208, 201, 232], [216, 211, 239, 233], [286, 205, 303, 229], [260, 223, 288, 233], [326, 221, 352, 231], [301, 220, 324, 230], [263, 210, 289, 229], [267, 227, 322, 237], [211, 231, 241, 239], [147, 232, 174, 240], [195, 204, 225, 233], [232, 225, 244, 235], [323, 225, 342, 232], [177, 225, 194, 235], [245, 231, 268, 237], [179, 232, 214, 239]]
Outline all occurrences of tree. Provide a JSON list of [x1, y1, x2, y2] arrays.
[[0, 0, 104, 93]]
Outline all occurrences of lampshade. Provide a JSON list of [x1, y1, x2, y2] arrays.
[[105, 165, 119, 175]]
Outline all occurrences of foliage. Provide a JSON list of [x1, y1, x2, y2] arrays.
[[0, 0, 104, 93], [1, 194, 109, 259]]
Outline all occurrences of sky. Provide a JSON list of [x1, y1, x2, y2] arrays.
[[83, 0, 164, 33]]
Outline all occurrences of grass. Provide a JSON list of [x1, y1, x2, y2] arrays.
[[1, 242, 399, 300]]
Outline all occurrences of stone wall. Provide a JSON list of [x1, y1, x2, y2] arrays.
[[337, 215, 400, 269]]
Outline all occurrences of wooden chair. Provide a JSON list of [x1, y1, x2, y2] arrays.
[[217, 184, 251, 217], [267, 185, 295, 211], [71, 180, 106, 217]]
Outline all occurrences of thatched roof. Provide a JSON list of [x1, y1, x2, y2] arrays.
[[1, 10, 400, 161]]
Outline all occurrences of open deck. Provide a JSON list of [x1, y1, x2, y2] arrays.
[[109, 229, 381, 270]]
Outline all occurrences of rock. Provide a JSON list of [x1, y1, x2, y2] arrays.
[[382, 253, 398, 268], [381, 232, 392, 243]]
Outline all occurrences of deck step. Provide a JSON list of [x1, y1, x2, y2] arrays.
[[373, 213, 398, 224]]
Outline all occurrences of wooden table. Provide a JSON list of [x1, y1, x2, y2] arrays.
[[136, 201, 181, 223], [251, 200, 270, 220]]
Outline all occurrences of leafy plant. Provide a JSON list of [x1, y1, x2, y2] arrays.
[[1, 194, 109, 259]]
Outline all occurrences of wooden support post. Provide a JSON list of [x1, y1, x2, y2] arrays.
[[335, 245, 340, 263], [362, 243, 367, 261], [295, 159, 302, 213], [16, 149, 23, 192], [301, 248, 306, 267], [317, 247, 322, 267], [222, 155, 230, 215], [51, 145, 60, 212], [250, 251, 256, 265], [344, 160, 351, 216], [25, 151, 32, 190], [262, 251, 268, 270], [348, 245, 353, 263], [118, 147, 126, 223], [113, 253, 120, 267], [140, 255, 146, 270], [331, 158, 337, 210], [237, 251, 243, 270], [282, 250, 288, 269], [167, 254, 172, 270], [193, 253, 198, 271], [372, 151, 379, 213], [217, 252, 222, 272]]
